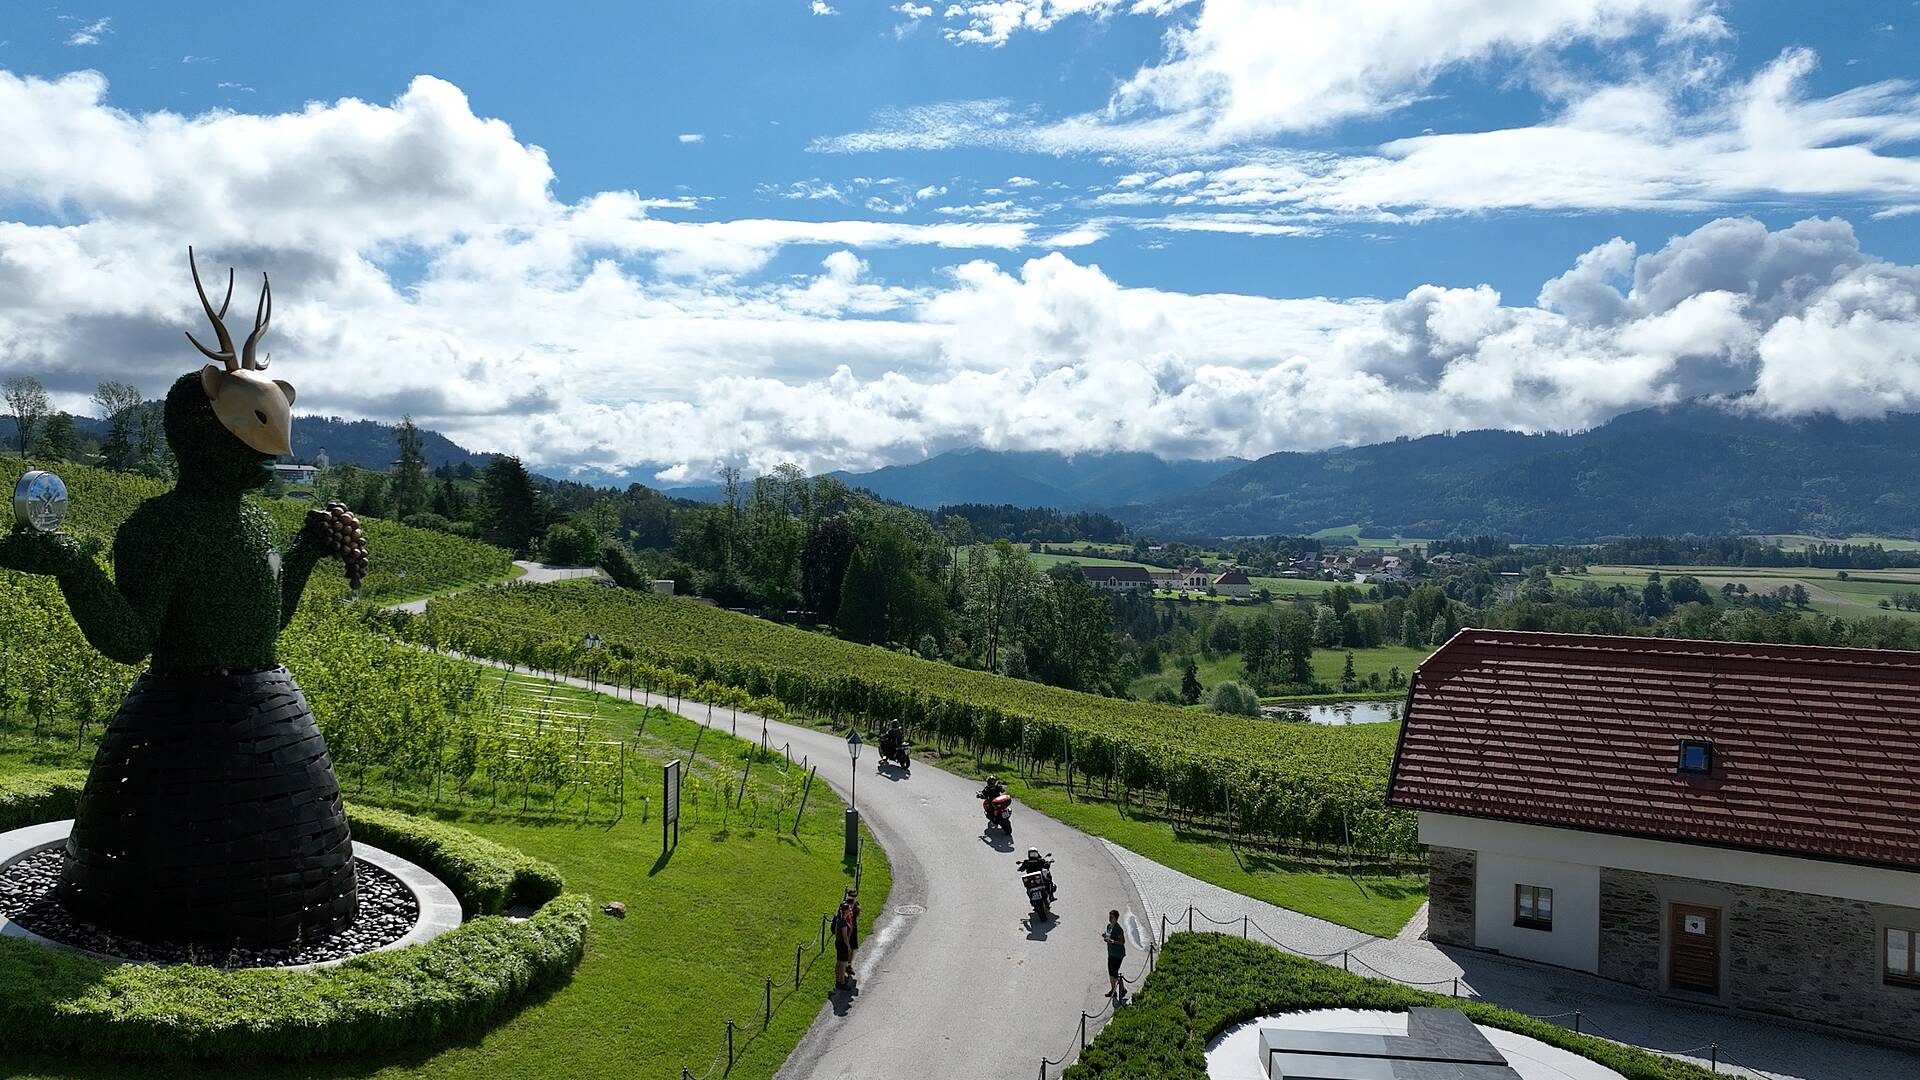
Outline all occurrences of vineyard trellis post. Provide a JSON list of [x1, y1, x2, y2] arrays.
[[792, 764, 817, 834]]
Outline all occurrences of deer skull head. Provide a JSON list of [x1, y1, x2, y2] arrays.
[[185, 247, 294, 457]]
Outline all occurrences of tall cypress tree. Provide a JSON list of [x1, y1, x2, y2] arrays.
[[481, 455, 543, 554], [391, 416, 429, 519]]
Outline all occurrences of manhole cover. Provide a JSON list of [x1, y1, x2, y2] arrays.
[[895, 904, 927, 916]]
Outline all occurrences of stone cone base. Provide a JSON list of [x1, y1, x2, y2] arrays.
[[59, 666, 358, 947]]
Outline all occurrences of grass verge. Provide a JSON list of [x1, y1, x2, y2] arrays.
[[0, 663, 886, 1080]]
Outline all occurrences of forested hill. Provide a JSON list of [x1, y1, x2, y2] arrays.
[[1119, 404, 1920, 542], [1, 412, 494, 473]]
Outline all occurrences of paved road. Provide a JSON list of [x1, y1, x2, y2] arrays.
[[385, 561, 600, 614], [655, 704, 1147, 1080]]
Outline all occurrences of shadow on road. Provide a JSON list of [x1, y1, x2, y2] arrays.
[[829, 981, 861, 1016], [980, 830, 1014, 853], [1024, 913, 1059, 941], [877, 762, 912, 782]]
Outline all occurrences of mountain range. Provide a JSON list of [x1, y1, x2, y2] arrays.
[[1120, 404, 1920, 543], [8, 402, 1919, 543]]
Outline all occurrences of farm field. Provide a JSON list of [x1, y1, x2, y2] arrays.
[[0, 682, 883, 1080], [1027, 550, 1169, 572], [1307, 525, 1435, 549], [1560, 564, 1920, 621]]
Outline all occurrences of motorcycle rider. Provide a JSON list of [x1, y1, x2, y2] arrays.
[[879, 719, 906, 762], [1017, 846, 1056, 901], [978, 774, 1007, 802]]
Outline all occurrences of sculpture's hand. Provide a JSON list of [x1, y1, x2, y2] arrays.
[[303, 502, 368, 588], [0, 527, 86, 577]]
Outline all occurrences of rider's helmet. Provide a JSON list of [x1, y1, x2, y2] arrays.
[[986, 774, 998, 785], [1027, 847, 1040, 861]]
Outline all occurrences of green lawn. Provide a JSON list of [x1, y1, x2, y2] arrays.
[[928, 749, 1426, 938], [0, 682, 886, 1080]]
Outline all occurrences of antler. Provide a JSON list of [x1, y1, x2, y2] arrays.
[[242, 273, 272, 370], [185, 245, 239, 370]]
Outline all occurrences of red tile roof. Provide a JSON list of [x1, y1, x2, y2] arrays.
[[1388, 629, 1920, 871]]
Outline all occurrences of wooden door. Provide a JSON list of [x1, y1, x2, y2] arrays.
[[1668, 903, 1721, 996]]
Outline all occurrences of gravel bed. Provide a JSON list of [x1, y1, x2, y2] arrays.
[[0, 848, 419, 968]]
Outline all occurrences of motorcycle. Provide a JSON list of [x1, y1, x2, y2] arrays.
[[1020, 855, 1056, 920], [981, 789, 1014, 838], [879, 738, 911, 774]]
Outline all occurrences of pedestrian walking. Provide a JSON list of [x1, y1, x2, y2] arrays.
[[1102, 909, 1127, 1000]]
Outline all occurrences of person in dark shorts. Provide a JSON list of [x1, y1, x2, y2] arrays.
[[1103, 909, 1126, 999], [832, 900, 854, 990]]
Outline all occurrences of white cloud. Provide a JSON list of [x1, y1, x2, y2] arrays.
[[3, 67, 1917, 483], [896, 2, 934, 16], [65, 17, 110, 46], [810, 0, 838, 14], [937, 0, 1195, 46], [678, 133, 704, 143]]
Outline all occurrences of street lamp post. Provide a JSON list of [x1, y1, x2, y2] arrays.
[[844, 729, 863, 861]]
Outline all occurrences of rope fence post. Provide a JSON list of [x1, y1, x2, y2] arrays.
[[725, 1019, 735, 1072], [1451, 976, 1459, 998], [1079, 1012, 1089, 1052], [765, 977, 773, 1029], [1342, 950, 1349, 973], [795, 943, 803, 990], [1709, 1044, 1717, 1072], [1572, 1010, 1581, 1035], [1241, 914, 1248, 938], [1187, 905, 1194, 934], [1160, 914, 1167, 945]]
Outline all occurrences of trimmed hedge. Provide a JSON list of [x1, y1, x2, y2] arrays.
[[1065, 933, 1721, 1080], [0, 796, 587, 1060], [348, 803, 564, 916], [0, 766, 86, 831], [0, 894, 589, 1059]]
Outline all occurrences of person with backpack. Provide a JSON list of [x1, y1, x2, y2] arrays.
[[833, 889, 860, 991]]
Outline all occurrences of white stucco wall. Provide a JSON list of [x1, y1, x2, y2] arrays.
[[1420, 812, 1920, 908], [1471, 851, 1601, 972]]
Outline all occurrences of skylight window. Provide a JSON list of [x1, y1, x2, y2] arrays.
[[1678, 740, 1714, 775]]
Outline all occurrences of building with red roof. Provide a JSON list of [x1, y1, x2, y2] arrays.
[[1388, 629, 1920, 1043], [1079, 564, 1154, 592]]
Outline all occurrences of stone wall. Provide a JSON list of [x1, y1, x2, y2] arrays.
[[1598, 866, 1920, 1043], [1427, 846, 1476, 947], [1597, 869, 1661, 989]]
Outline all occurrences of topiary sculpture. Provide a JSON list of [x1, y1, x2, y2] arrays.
[[0, 249, 367, 949]]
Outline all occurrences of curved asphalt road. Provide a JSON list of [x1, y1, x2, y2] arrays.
[[654, 700, 1146, 1080], [389, 571, 1143, 1077]]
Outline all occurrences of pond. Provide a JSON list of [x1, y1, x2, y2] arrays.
[[1261, 699, 1401, 725]]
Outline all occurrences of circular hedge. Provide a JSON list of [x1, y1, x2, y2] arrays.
[[0, 781, 588, 1060]]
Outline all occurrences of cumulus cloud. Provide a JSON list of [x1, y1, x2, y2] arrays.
[[810, 0, 837, 14], [677, 133, 704, 143], [2, 67, 1917, 484]]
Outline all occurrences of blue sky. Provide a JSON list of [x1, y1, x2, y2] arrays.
[[1, 1, 1918, 481]]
